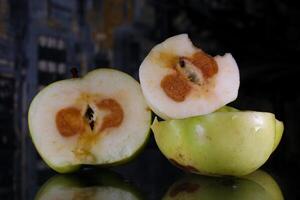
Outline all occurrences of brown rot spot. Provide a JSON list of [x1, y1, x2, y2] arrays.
[[169, 182, 200, 197], [56, 107, 84, 137], [160, 50, 218, 102], [97, 98, 124, 132], [188, 51, 218, 79], [161, 74, 191, 102], [169, 159, 199, 173]]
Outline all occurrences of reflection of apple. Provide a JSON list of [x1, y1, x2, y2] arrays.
[[163, 170, 283, 200], [244, 170, 284, 200], [139, 34, 240, 119], [28, 69, 151, 173], [152, 106, 284, 176], [35, 169, 143, 200]]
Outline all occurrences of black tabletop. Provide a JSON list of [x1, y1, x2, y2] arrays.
[[2, 139, 299, 200]]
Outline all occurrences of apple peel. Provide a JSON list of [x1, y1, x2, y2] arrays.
[[152, 107, 284, 176]]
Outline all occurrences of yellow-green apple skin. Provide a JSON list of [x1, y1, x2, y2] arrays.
[[152, 109, 284, 176], [35, 169, 143, 200], [163, 170, 282, 200], [274, 120, 284, 151]]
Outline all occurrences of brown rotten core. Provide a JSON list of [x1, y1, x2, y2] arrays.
[[55, 98, 124, 137], [160, 51, 218, 102], [56, 107, 85, 137], [97, 98, 124, 132]]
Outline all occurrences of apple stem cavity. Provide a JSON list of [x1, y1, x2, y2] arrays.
[[71, 67, 79, 78]]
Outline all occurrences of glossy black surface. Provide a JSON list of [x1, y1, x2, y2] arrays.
[[27, 148, 300, 199]]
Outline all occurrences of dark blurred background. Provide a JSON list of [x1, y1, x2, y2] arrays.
[[1, 0, 300, 199]]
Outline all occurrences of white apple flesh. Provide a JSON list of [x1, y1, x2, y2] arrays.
[[139, 34, 240, 119], [28, 68, 151, 173]]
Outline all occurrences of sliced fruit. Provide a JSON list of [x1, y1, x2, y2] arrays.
[[163, 170, 281, 200], [35, 169, 143, 200], [152, 109, 283, 176], [139, 34, 240, 119], [28, 68, 151, 173]]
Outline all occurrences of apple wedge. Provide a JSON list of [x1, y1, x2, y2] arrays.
[[162, 170, 282, 200], [152, 108, 284, 176], [139, 34, 240, 119], [28, 68, 151, 173], [35, 170, 143, 200]]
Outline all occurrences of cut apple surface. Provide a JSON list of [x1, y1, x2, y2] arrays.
[[28, 68, 151, 173], [139, 34, 240, 119], [152, 107, 284, 176]]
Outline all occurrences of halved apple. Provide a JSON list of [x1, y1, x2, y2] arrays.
[[139, 34, 240, 119], [28, 68, 151, 173], [162, 170, 282, 200], [35, 169, 143, 200], [152, 107, 284, 176]]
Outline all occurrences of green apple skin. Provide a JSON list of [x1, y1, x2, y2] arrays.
[[274, 120, 284, 151], [28, 68, 152, 173], [215, 106, 239, 112], [220, 106, 284, 152], [35, 169, 144, 200], [152, 111, 281, 176], [219, 106, 283, 152], [163, 170, 282, 200]]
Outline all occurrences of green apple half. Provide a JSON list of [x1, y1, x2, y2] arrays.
[[35, 170, 143, 200], [162, 170, 283, 200], [28, 68, 151, 173], [139, 34, 240, 119], [152, 107, 283, 176]]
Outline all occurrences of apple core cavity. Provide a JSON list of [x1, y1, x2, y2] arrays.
[[55, 96, 125, 163], [160, 51, 218, 102]]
